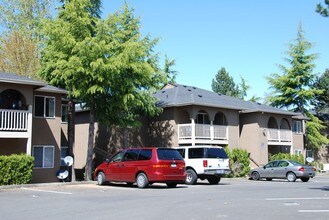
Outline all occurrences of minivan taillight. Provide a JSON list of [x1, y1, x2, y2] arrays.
[[203, 160, 208, 167]]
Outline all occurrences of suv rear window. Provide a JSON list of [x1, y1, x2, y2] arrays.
[[157, 148, 184, 160], [188, 148, 228, 159]]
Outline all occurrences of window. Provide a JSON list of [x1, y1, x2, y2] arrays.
[[157, 148, 184, 160], [61, 104, 69, 123], [188, 148, 204, 159], [32, 146, 54, 168], [123, 150, 139, 161], [292, 121, 302, 133], [138, 149, 152, 160], [306, 150, 313, 158], [34, 96, 55, 118], [61, 146, 69, 166], [294, 149, 302, 155]]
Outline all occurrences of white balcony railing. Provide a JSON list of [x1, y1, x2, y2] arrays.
[[267, 128, 292, 142], [0, 109, 29, 131], [178, 123, 228, 143]]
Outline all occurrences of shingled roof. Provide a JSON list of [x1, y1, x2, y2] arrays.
[[154, 84, 300, 117], [0, 72, 67, 94]]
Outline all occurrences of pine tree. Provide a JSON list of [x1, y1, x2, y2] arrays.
[[267, 24, 328, 150]]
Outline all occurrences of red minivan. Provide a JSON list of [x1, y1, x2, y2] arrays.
[[94, 147, 186, 188]]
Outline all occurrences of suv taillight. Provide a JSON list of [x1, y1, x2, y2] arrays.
[[203, 160, 208, 167]]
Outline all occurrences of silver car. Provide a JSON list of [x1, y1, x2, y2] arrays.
[[249, 160, 315, 182]]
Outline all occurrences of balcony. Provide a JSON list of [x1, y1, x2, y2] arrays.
[[267, 128, 292, 145], [178, 123, 228, 145], [0, 108, 31, 138]]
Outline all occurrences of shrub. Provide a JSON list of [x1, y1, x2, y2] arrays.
[[269, 153, 304, 164], [0, 154, 34, 185], [225, 147, 250, 178]]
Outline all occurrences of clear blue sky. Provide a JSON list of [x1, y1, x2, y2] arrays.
[[103, 0, 329, 100]]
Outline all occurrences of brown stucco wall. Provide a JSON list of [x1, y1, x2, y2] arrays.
[[31, 91, 63, 183]]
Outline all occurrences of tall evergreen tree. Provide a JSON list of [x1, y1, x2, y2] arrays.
[[211, 67, 240, 97], [312, 69, 329, 114], [163, 55, 178, 85], [266, 24, 328, 150], [40, 0, 163, 180]]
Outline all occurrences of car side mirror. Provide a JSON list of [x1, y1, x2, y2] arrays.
[[105, 158, 110, 163]]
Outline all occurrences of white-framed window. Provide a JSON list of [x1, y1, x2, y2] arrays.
[[292, 120, 302, 134], [61, 146, 69, 166], [294, 149, 302, 155], [32, 145, 54, 168], [306, 150, 314, 158], [34, 95, 55, 118], [61, 104, 69, 123]]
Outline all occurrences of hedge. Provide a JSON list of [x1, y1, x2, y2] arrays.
[[225, 147, 250, 178], [0, 154, 34, 185]]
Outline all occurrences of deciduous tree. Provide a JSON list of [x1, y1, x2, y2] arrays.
[[40, 0, 163, 180]]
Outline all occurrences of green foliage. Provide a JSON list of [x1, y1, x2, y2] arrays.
[[212, 67, 240, 98], [40, 0, 164, 127], [316, 0, 329, 17], [163, 54, 178, 85], [305, 113, 329, 149], [225, 147, 250, 178], [267, 24, 320, 114], [269, 153, 304, 164], [312, 69, 329, 114], [0, 154, 34, 185], [266, 24, 328, 150]]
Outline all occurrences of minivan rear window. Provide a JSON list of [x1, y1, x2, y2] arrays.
[[157, 149, 184, 160]]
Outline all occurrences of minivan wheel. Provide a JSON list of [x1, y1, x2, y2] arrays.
[[136, 173, 149, 188], [97, 172, 106, 185], [286, 172, 297, 182], [207, 176, 221, 184], [185, 169, 197, 185]]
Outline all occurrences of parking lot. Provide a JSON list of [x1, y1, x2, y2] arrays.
[[1, 175, 329, 220]]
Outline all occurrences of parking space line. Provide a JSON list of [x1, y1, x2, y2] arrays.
[[298, 210, 329, 213], [21, 187, 72, 195], [266, 197, 329, 201]]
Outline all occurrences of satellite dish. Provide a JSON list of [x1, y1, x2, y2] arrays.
[[306, 157, 314, 163], [64, 156, 74, 166], [57, 170, 69, 180]]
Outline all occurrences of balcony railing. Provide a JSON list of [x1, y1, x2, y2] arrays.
[[178, 123, 228, 143], [0, 109, 29, 131], [267, 128, 292, 142]]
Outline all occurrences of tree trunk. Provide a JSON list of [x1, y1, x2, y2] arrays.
[[68, 97, 75, 182], [85, 105, 95, 181]]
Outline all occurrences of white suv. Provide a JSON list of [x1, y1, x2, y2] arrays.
[[175, 146, 230, 185]]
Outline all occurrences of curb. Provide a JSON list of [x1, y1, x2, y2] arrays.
[[0, 181, 96, 190]]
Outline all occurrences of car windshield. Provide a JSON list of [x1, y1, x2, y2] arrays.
[[157, 148, 184, 160]]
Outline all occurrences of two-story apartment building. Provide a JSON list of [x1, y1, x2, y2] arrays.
[[74, 83, 306, 179], [0, 73, 68, 183]]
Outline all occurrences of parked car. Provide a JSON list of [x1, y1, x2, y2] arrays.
[[249, 160, 315, 182], [94, 147, 186, 188], [174, 146, 231, 185]]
